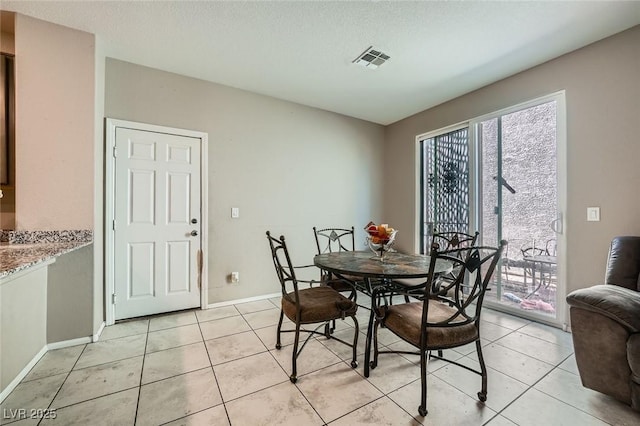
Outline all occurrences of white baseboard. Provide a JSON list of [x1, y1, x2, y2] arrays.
[[93, 321, 106, 342], [207, 292, 280, 309], [0, 345, 47, 403], [1, 334, 100, 403], [47, 336, 92, 351]]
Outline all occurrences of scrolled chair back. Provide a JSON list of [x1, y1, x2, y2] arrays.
[[424, 240, 507, 325], [431, 231, 480, 254], [266, 231, 299, 298], [313, 226, 355, 254]]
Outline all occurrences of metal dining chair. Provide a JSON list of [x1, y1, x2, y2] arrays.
[[266, 231, 359, 383], [392, 231, 480, 301], [431, 231, 479, 252], [430, 231, 480, 296], [313, 226, 362, 332], [312, 227, 361, 291], [369, 240, 506, 417]]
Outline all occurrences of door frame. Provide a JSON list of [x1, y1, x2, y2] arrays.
[[104, 118, 209, 326]]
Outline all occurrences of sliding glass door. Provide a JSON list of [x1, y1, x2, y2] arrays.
[[471, 93, 564, 324], [418, 93, 565, 324]]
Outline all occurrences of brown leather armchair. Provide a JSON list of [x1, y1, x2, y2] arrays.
[[566, 236, 640, 411]]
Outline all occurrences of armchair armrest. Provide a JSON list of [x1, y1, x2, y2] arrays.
[[567, 285, 640, 333]]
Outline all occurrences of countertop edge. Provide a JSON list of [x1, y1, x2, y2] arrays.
[[0, 241, 92, 281], [0, 258, 56, 284]]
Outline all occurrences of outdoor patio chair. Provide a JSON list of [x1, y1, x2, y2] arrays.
[[267, 231, 359, 383], [369, 240, 506, 417], [521, 241, 556, 297], [546, 238, 557, 256]]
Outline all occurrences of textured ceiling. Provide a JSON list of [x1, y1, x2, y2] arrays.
[[2, 1, 639, 125]]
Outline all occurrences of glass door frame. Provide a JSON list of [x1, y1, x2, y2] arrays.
[[468, 91, 567, 328]]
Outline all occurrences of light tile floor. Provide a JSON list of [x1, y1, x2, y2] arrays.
[[2, 294, 640, 425]]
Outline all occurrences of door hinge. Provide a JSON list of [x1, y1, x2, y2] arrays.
[[112, 220, 116, 231], [112, 293, 117, 304], [113, 146, 118, 157], [494, 206, 500, 215]]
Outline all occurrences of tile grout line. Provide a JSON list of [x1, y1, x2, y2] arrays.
[[196, 310, 232, 426], [132, 317, 151, 425], [520, 354, 619, 425], [260, 307, 339, 425], [486, 352, 584, 426], [8, 305, 632, 426], [370, 321, 531, 425], [35, 342, 91, 425]]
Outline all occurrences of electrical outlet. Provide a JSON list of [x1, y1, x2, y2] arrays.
[[231, 271, 240, 283]]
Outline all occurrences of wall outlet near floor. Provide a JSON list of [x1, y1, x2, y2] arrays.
[[230, 271, 240, 283]]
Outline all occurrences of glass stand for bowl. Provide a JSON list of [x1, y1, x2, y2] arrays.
[[368, 240, 394, 262], [366, 231, 397, 262]]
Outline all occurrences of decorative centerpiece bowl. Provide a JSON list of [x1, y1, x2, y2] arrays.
[[364, 222, 398, 261]]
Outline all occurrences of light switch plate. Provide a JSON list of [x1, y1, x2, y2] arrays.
[[231, 207, 239, 218], [587, 207, 600, 222]]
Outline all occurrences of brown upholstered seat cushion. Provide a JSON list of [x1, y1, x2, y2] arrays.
[[282, 286, 357, 324], [379, 301, 478, 349]]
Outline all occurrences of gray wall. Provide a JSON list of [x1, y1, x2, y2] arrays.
[[384, 25, 640, 325], [1, 265, 48, 390], [47, 245, 94, 343], [105, 59, 385, 303]]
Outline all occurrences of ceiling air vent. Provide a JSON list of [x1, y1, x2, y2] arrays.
[[352, 46, 390, 69]]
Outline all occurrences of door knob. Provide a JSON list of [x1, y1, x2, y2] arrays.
[[190, 230, 198, 237]]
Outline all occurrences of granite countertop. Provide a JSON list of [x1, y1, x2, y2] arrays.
[[0, 230, 93, 279]]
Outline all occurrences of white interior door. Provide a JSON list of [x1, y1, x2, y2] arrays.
[[113, 127, 202, 320]]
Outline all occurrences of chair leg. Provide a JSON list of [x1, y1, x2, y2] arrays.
[[290, 322, 301, 383], [370, 319, 380, 370], [476, 339, 488, 402], [350, 316, 359, 368], [418, 349, 429, 416], [275, 310, 284, 349]]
